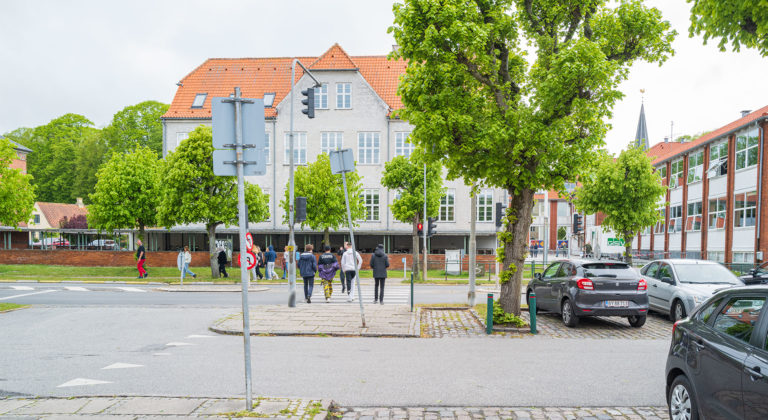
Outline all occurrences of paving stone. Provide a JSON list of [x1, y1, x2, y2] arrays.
[[197, 399, 249, 414], [13, 398, 89, 414], [256, 400, 292, 415], [0, 399, 35, 414], [109, 398, 207, 415], [75, 398, 120, 414]]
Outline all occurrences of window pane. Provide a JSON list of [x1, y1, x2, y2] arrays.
[[712, 297, 765, 343]]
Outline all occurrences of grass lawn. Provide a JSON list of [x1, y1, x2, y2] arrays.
[[0, 303, 28, 312]]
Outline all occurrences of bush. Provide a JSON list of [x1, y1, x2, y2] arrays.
[[492, 301, 526, 327]]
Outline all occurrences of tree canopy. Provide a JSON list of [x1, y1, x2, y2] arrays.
[[688, 0, 768, 56], [103, 101, 169, 156], [574, 145, 666, 264], [391, 0, 676, 314], [0, 138, 35, 228]]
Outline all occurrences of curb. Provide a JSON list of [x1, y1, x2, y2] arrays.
[[156, 286, 271, 293], [208, 324, 419, 338], [0, 305, 30, 314]]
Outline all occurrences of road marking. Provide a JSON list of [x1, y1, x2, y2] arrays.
[[57, 378, 112, 387], [102, 363, 143, 370], [10, 286, 34, 291], [153, 353, 172, 356], [186, 334, 216, 339], [0, 289, 56, 301], [65, 287, 89, 292], [166, 342, 194, 347], [116, 287, 146, 293]]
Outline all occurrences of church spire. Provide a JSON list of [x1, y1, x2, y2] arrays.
[[635, 90, 649, 150]]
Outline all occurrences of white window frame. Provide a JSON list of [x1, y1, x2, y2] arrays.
[[669, 205, 682, 233], [336, 83, 351, 109], [395, 132, 415, 158], [531, 199, 543, 218], [175, 132, 189, 149], [654, 208, 666, 234], [734, 191, 757, 228], [264, 132, 271, 165], [191, 93, 207, 108], [361, 189, 380, 221], [477, 189, 493, 222], [320, 132, 343, 154], [670, 159, 684, 189], [314, 84, 328, 109], [735, 129, 759, 170], [708, 140, 728, 177], [687, 151, 703, 184], [439, 189, 455, 222], [708, 197, 727, 230], [685, 201, 702, 232], [284, 132, 307, 165], [357, 132, 380, 165]]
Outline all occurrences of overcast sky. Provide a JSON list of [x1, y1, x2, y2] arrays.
[[1, 0, 766, 154]]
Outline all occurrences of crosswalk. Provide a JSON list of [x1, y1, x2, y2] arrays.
[[297, 284, 411, 305], [2, 285, 147, 293]]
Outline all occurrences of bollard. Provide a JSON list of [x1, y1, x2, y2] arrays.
[[529, 291, 537, 334], [486, 293, 493, 335]]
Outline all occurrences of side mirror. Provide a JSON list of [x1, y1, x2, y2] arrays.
[[662, 276, 674, 285], [534, 273, 542, 280], [749, 268, 758, 276]]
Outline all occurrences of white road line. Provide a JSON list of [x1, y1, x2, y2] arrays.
[[102, 363, 143, 370], [186, 334, 216, 338], [0, 289, 57, 301], [57, 378, 112, 387], [65, 286, 89, 292], [10, 286, 34, 291], [166, 342, 194, 347], [153, 353, 173, 356], [116, 287, 146, 293]]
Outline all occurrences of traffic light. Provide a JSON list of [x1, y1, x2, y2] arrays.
[[301, 88, 315, 119], [427, 217, 437, 237], [417, 222, 423, 237], [573, 213, 583, 234]]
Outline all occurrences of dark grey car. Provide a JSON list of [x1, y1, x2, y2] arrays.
[[526, 259, 649, 328], [665, 285, 768, 420]]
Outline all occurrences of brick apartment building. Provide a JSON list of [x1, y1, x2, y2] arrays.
[[7, 139, 31, 174]]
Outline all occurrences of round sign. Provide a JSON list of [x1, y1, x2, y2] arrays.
[[245, 250, 257, 270], [245, 232, 254, 250]]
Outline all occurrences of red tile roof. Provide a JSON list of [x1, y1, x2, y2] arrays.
[[163, 44, 407, 120], [650, 105, 768, 165], [37, 202, 88, 228]]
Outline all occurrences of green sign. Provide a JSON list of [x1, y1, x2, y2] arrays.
[[607, 238, 625, 246]]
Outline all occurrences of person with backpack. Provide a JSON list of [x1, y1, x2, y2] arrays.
[[264, 245, 278, 280], [217, 246, 229, 278], [369, 244, 389, 304], [318, 245, 340, 303], [297, 244, 317, 303], [340, 242, 362, 302]]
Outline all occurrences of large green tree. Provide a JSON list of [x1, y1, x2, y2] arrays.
[[381, 155, 443, 281], [574, 145, 666, 265], [0, 138, 35, 228], [158, 126, 269, 277], [102, 101, 169, 156], [688, 0, 768, 56], [73, 130, 108, 204], [88, 146, 161, 243], [279, 153, 364, 246], [391, 0, 675, 314]]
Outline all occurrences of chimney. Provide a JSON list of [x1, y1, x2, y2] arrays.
[[76, 197, 84, 208], [664, 136, 669, 143], [741, 110, 752, 118]]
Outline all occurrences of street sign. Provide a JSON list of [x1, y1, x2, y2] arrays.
[[211, 97, 267, 176], [329, 148, 355, 174], [285, 245, 294, 252], [245, 232, 253, 250], [607, 238, 625, 246], [245, 250, 257, 270]]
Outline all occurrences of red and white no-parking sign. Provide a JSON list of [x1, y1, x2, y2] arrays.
[[245, 232, 254, 250], [245, 250, 257, 270]]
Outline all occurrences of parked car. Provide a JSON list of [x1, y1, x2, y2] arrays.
[[640, 259, 744, 322], [87, 239, 116, 249], [740, 262, 768, 285], [665, 285, 768, 419], [31, 238, 70, 248], [526, 259, 649, 328]]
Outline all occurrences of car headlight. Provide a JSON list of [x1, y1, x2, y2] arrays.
[[692, 295, 708, 305]]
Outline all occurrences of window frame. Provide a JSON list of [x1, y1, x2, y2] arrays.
[[708, 196, 727, 230], [670, 159, 684, 189], [336, 83, 351, 109], [686, 201, 703, 232], [314, 84, 328, 109], [477, 189, 494, 222], [284, 132, 307, 165], [191, 93, 207, 108], [361, 189, 380, 222], [710, 295, 766, 345], [264, 132, 271, 165], [395, 132, 415, 158], [669, 205, 683, 233], [657, 165, 667, 186], [357, 132, 380, 165], [439, 189, 456, 222], [320, 132, 343, 155], [734, 191, 757, 228], [735, 129, 759, 171], [687, 151, 704, 184], [654, 208, 666, 234]]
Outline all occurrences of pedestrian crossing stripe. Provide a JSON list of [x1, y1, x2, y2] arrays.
[[297, 287, 410, 304]]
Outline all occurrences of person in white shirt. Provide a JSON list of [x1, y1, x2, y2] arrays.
[[340, 242, 362, 302], [181, 246, 196, 279]]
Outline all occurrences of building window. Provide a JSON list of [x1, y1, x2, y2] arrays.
[[314, 84, 328, 109], [734, 191, 757, 228], [191, 93, 207, 108], [320, 132, 343, 154], [670, 159, 684, 188], [336, 83, 351, 109], [284, 133, 307, 165], [531, 199, 542, 217], [733, 252, 755, 264], [264, 133, 271, 165], [263, 93, 276, 108], [686, 201, 702, 231], [358, 132, 380, 164], [735, 129, 759, 170], [687, 151, 704, 183], [176, 132, 189, 149], [557, 201, 569, 218], [33, 214, 40, 224], [395, 132, 415, 158], [709, 140, 728, 177], [708, 197, 727, 230], [477, 189, 493, 222], [669, 205, 682, 233], [439, 189, 455, 222], [707, 251, 724, 263], [657, 165, 667, 186], [654, 208, 666, 234], [361, 189, 379, 221]]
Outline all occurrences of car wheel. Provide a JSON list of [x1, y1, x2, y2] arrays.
[[526, 290, 538, 314], [671, 300, 686, 322], [668, 375, 699, 420], [628, 315, 646, 328], [561, 299, 579, 328]]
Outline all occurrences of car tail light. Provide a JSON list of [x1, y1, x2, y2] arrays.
[[637, 278, 647, 291], [577, 278, 594, 290]]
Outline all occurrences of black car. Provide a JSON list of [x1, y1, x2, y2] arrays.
[[526, 259, 649, 328], [739, 262, 768, 285], [665, 285, 768, 419]]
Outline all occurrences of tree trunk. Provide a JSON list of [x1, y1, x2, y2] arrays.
[[138, 224, 146, 245], [207, 223, 220, 278], [323, 227, 330, 247], [412, 214, 420, 281], [624, 232, 634, 265], [499, 187, 535, 315]]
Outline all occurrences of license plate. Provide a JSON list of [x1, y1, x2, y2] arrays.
[[605, 300, 629, 308]]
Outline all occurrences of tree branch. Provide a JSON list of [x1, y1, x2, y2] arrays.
[[523, 0, 547, 37], [456, 55, 509, 111]]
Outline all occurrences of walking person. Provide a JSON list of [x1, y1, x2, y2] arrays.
[[253, 245, 264, 280], [340, 242, 362, 302], [265, 245, 278, 280], [136, 239, 147, 279], [297, 244, 317, 303], [318, 245, 340, 303], [217, 246, 229, 278], [181, 246, 197, 280], [370, 244, 389, 304], [281, 246, 289, 279], [337, 246, 346, 293]]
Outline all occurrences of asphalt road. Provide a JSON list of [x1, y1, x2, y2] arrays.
[[0, 304, 669, 406]]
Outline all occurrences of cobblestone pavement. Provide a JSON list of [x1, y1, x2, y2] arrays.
[[0, 396, 328, 419], [422, 308, 672, 339], [332, 406, 668, 419]]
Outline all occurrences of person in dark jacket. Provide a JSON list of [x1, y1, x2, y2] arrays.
[[318, 245, 340, 303], [217, 246, 228, 278], [337, 246, 346, 293], [369, 244, 389, 304], [264, 245, 278, 279], [297, 244, 318, 303]]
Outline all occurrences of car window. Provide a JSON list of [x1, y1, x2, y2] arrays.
[[658, 264, 673, 280], [673, 263, 742, 285], [556, 263, 574, 277], [712, 297, 765, 344], [696, 297, 724, 324], [582, 262, 635, 278], [542, 263, 561, 279], [643, 263, 659, 278]]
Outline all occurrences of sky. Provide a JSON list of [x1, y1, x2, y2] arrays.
[[1, 0, 766, 154]]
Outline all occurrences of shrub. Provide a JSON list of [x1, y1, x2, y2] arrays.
[[492, 301, 526, 327]]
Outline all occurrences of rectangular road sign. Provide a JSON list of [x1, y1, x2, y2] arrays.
[[211, 97, 267, 176], [329, 148, 355, 174]]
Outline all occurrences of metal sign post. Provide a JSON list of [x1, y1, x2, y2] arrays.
[[330, 149, 366, 327]]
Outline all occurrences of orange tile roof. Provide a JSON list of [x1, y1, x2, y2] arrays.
[[37, 202, 88, 228], [650, 105, 768, 165], [163, 45, 407, 120]]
